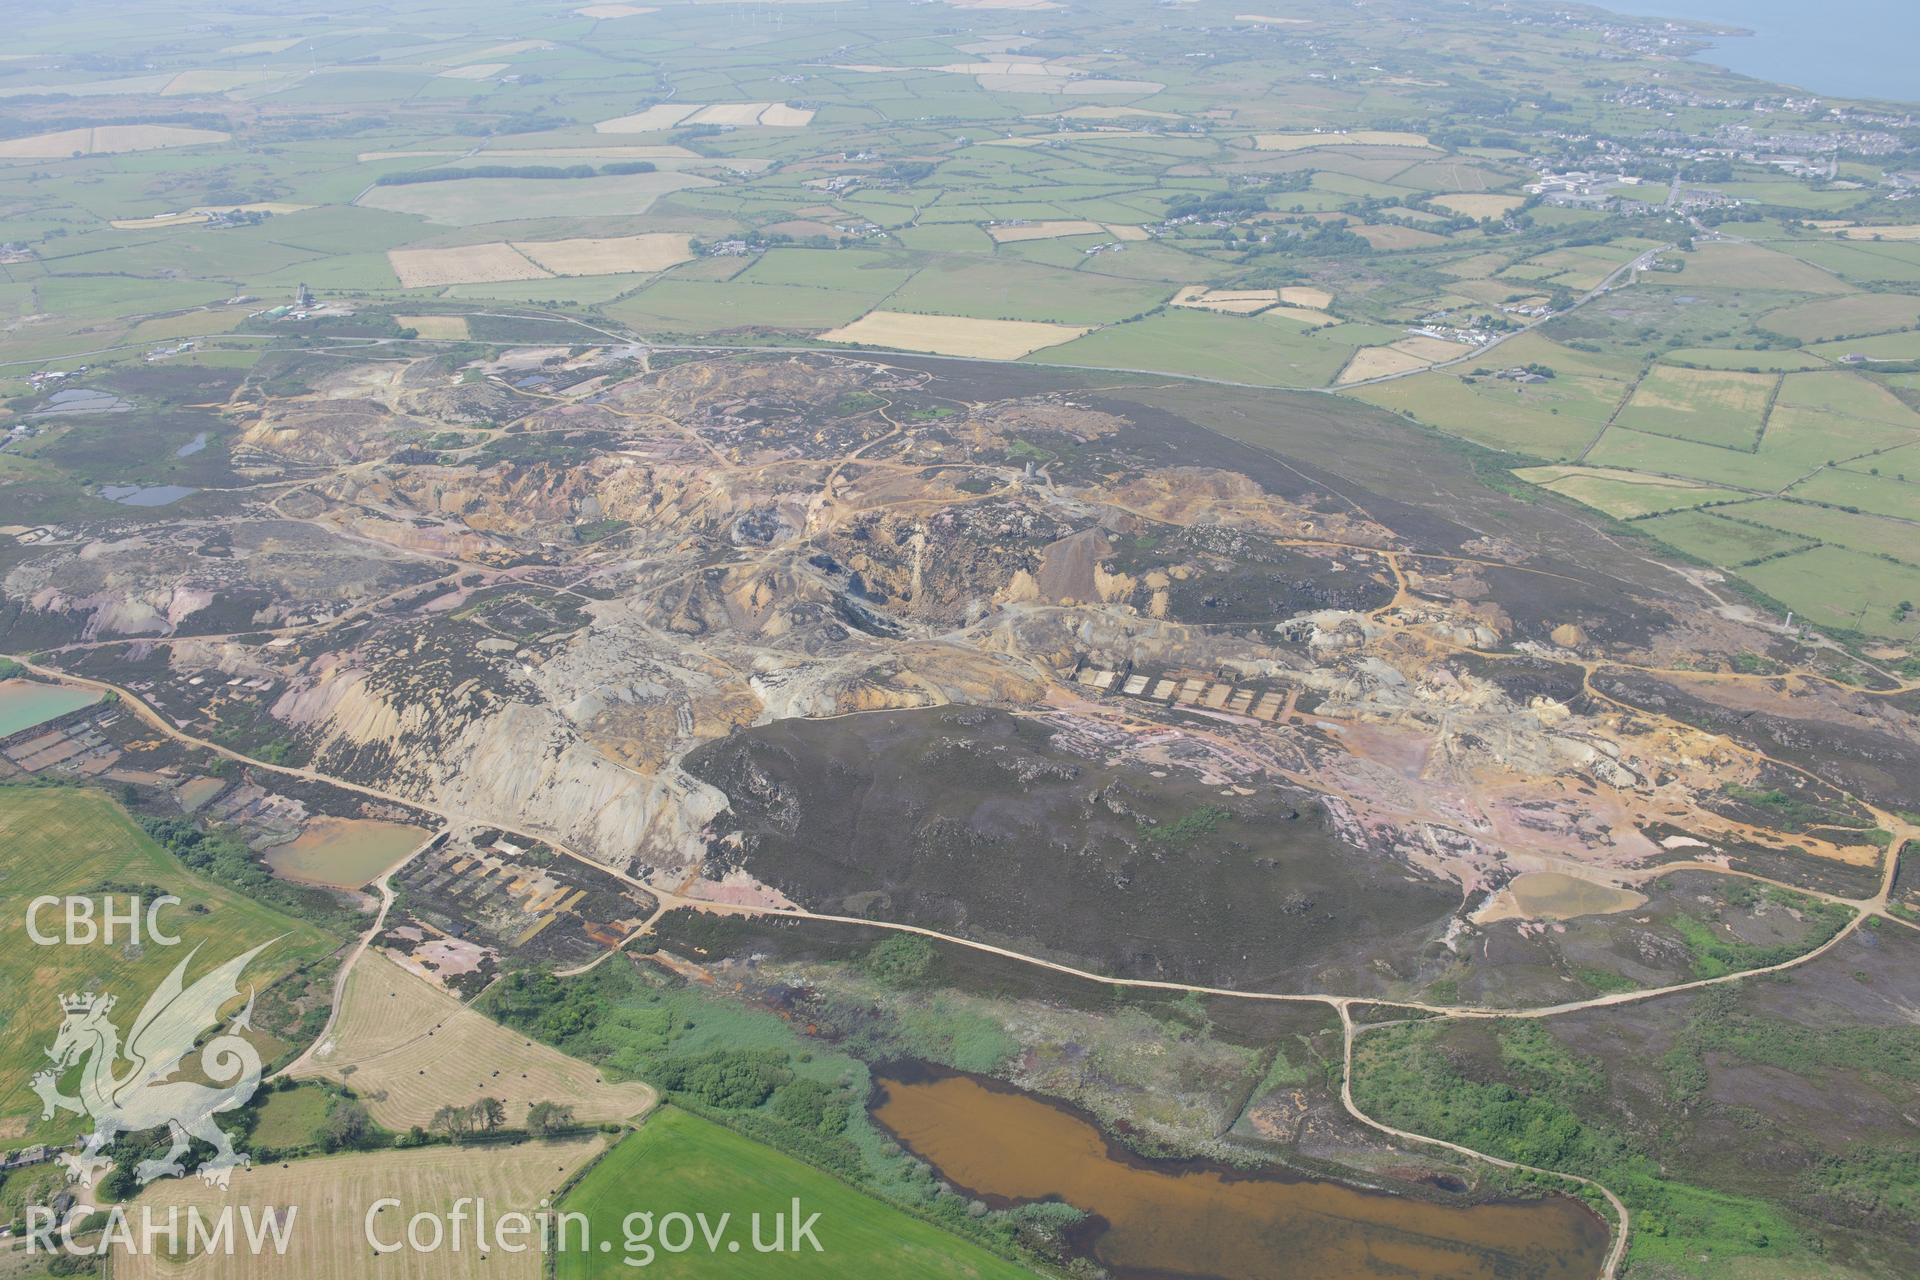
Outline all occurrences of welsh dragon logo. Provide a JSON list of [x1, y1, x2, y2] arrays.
[[32, 940, 274, 1189]]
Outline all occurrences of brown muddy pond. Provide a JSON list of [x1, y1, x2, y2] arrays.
[[872, 1067, 1609, 1280]]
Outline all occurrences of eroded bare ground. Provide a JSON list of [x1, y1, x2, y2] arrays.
[[6, 347, 1916, 1003]]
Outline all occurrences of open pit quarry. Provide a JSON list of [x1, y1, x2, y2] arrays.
[[4, 348, 1912, 982]]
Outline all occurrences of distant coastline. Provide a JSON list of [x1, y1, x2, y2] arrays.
[[1608, 0, 1918, 104]]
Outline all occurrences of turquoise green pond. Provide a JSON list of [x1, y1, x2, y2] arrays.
[[0, 679, 101, 738]]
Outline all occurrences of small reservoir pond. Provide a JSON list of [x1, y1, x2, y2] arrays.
[[871, 1066, 1609, 1280], [0, 678, 100, 738]]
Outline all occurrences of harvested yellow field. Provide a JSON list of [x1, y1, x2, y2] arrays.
[[388, 242, 549, 289], [989, 219, 1105, 242], [819, 310, 1089, 359], [110, 202, 310, 230], [756, 103, 817, 127], [1253, 130, 1434, 152], [514, 232, 693, 276], [1150, 285, 1335, 318], [1834, 224, 1920, 241], [397, 315, 471, 339], [439, 63, 507, 80], [391, 234, 692, 286], [1172, 285, 1280, 314], [1264, 304, 1341, 327], [1431, 193, 1526, 219], [1338, 347, 1429, 383], [0, 124, 229, 158], [596, 103, 697, 132], [1394, 335, 1477, 362], [577, 2, 658, 15], [116, 1138, 606, 1280], [1237, 13, 1310, 23], [1336, 342, 1465, 384], [299, 951, 655, 1130]]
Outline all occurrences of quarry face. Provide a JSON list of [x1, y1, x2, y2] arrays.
[[6, 348, 1910, 990]]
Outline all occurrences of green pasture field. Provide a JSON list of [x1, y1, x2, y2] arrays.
[[1779, 238, 1920, 285], [1392, 159, 1513, 192], [1583, 428, 1807, 491], [1662, 347, 1831, 372], [445, 274, 655, 305], [1785, 465, 1920, 521], [1543, 287, 1805, 361], [1760, 293, 1920, 343], [1708, 180, 1874, 212], [885, 259, 1173, 325], [1808, 330, 1920, 360], [1775, 369, 1920, 424], [250, 1083, 334, 1150], [556, 1107, 1034, 1280], [607, 280, 875, 334], [736, 247, 919, 293], [1499, 243, 1644, 291], [1613, 366, 1775, 449], [251, 251, 403, 292], [992, 236, 1117, 272], [127, 310, 247, 342], [1637, 508, 1817, 567], [356, 172, 717, 226], [44, 234, 322, 284], [1517, 468, 1749, 519], [1489, 331, 1645, 381], [1734, 499, 1920, 565], [1052, 239, 1220, 283], [248, 207, 429, 257], [29, 276, 230, 325], [1307, 172, 1413, 199], [1645, 242, 1852, 295], [1030, 309, 1356, 386], [0, 787, 338, 1142], [1348, 370, 1617, 458], [893, 223, 995, 253], [1738, 545, 1920, 640], [1760, 403, 1920, 468]]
